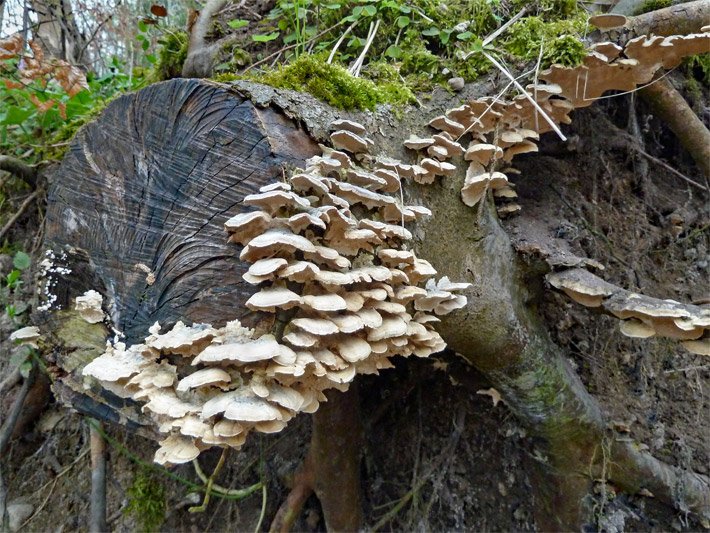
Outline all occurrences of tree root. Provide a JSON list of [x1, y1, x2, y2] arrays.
[[89, 419, 107, 533], [269, 454, 314, 533], [0, 155, 39, 188], [640, 76, 710, 178], [611, 441, 710, 521], [269, 384, 363, 532], [0, 190, 41, 243]]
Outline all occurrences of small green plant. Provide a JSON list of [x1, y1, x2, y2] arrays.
[[2, 250, 31, 319], [125, 467, 167, 532]]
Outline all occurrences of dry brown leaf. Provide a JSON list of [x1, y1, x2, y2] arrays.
[[150, 4, 168, 17], [477, 387, 502, 407]]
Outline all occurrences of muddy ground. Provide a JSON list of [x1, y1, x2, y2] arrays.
[[0, 85, 708, 532]]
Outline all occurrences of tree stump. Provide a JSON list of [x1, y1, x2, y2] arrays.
[[40, 78, 319, 433]]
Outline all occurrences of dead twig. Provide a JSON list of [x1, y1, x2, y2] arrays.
[[0, 190, 41, 243], [0, 361, 37, 455]]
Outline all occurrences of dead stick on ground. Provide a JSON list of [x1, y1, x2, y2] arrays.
[[89, 419, 107, 533], [0, 362, 36, 455], [0, 190, 41, 243]]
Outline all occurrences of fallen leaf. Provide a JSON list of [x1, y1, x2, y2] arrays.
[[150, 4, 168, 17], [477, 387, 502, 407]]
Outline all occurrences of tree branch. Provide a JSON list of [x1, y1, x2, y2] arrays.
[[0, 155, 39, 188]]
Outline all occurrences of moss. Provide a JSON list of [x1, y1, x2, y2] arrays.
[[502, 14, 589, 68], [125, 467, 166, 532], [256, 54, 415, 110], [638, 0, 672, 14], [508, 0, 581, 19], [149, 30, 188, 82], [684, 53, 710, 85], [41, 101, 109, 161]]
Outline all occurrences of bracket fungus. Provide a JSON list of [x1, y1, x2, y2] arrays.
[[82, 118, 471, 465]]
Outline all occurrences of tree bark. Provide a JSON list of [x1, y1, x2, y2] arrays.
[[40, 78, 710, 530]]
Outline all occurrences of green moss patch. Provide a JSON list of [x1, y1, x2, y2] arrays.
[[256, 54, 415, 111]]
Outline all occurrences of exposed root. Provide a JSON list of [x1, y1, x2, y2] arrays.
[[269, 454, 314, 533], [0, 155, 39, 187], [610, 441, 710, 521], [89, 419, 107, 533]]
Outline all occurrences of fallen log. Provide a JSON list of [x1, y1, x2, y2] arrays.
[[36, 77, 709, 530]]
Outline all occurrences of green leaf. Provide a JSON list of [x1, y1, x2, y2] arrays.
[[138, 20, 148, 33], [457, 31, 473, 40], [252, 32, 280, 42], [422, 27, 440, 36], [351, 5, 364, 17], [145, 54, 157, 64], [141, 39, 150, 50], [323, 3, 341, 9], [13, 251, 30, 270], [228, 19, 249, 29], [385, 45, 402, 58], [399, 4, 411, 13], [396, 16, 410, 28], [439, 29, 452, 44], [6, 270, 21, 287], [362, 5, 377, 16], [1, 106, 34, 126]]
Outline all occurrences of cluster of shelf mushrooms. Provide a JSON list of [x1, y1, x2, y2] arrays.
[[83, 118, 471, 465], [548, 269, 709, 356], [402, 25, 710, 219]]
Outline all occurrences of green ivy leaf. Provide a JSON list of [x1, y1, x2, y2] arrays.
[[228, 19, 249, 29], [396, 16, 410, 28], [362, 5, 377, 16], [385, 45, 402, 58], [422, 27, 440, 36], [13, 252, 30, 271], [252, 32, 280, 42]]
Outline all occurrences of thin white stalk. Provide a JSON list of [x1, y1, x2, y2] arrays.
[[328, 18, 359, 64], [481, 7, 526, 47], [349, 18, 380, 77], [482, 50, 567, 141], [532, 38, 545, 133]]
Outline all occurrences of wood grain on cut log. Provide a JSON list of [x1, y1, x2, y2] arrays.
[[45, 78, 318, 343], [41, 78, 318, 436]]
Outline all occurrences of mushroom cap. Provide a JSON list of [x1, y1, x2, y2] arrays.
[[302, 293, 348, 312], [240, 228, 317, 262], [225, 211, 273, 245], [154, 434, 201, 465], [147, 321, 217, 355], [291, 317, 340, 336], [589, 13, 627, 30], [176, 367, 232, 391], [243, 190, 311, 214], [75, 290, 104, 324], [9, 326, 41, 342], [331, 130, 369, 153], [202, 390, 284, 422], [619, 319, 655, 339], [331, 119, 366, 135], [403, 135, 435, 150], [192, 335, 285, 364], [83, 343, 149, 382], [428, 115, 466, 137], [246, 286, 302, 312]]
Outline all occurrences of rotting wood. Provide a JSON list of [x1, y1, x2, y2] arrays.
[[39, 78, 710, 529]]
